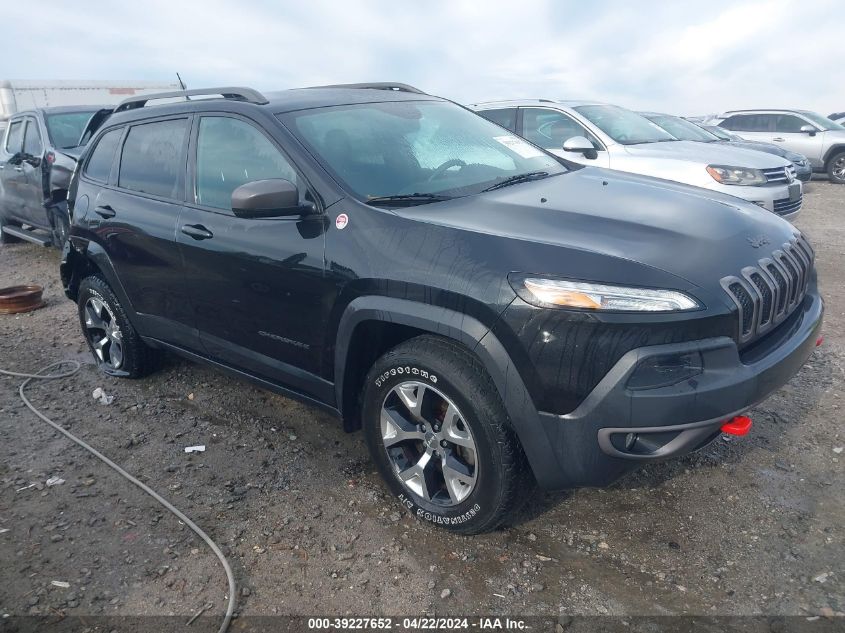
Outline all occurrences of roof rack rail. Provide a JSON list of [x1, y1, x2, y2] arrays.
[[305, 82, 426, 95], [114, 87, 268, 113]]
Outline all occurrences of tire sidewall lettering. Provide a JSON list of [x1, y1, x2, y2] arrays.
[[375, 365, 437, 388]]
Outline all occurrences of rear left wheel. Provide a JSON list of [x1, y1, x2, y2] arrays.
[[49, 205, 70, 250], [77, 276, 159, 378]]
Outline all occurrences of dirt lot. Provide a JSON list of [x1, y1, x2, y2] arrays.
[[0, 182, 843, 630]]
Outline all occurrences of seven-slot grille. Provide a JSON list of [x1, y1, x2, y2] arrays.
[[762, 165, 796, 183], [721, 233, 814, 343]]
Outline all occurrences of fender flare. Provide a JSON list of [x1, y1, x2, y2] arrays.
[[823, 144, 845, 167], [334, 296, 566, 488], [61, 238, 136, 318]]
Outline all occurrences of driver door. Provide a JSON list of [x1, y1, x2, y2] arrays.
[[177, 114, 329, 400]]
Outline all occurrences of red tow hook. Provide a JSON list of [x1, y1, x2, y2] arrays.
[[816, 336, 824, 347], [721, 415, 752, 436]]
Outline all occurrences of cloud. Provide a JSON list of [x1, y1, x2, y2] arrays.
[[0, 0, 841, 116]]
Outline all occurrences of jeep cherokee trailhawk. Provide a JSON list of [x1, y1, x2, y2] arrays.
[[61, 85, 823, 533]]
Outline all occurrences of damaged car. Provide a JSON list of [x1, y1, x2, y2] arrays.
[[0, 105, 110, 248]]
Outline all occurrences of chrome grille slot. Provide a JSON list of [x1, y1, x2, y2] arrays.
[[721, 234, 814, 344], [762, 167, 789, 183]]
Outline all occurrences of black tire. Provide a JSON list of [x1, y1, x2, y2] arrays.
[[77, 275, 160, 378], [48, 205, 70, 250], [362, 335, 535, 534], [827, 151, 845, 184]]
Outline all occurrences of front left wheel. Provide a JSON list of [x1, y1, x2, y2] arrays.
[[77, 275, 159, 378], [361, 335, 535, 534]]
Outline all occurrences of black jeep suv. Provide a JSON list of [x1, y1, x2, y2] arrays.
[[61, 85, 823, 533]]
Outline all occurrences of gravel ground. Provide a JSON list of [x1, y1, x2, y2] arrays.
[[0, 181, 842, 629]]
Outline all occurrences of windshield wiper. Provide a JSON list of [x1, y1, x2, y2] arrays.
[[482, 171, 550, 192], [366, 193, 453, 206]]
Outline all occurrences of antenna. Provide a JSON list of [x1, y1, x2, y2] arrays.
[[176, 73, 187, 91]]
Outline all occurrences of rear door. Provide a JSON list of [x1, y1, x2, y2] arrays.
[[0, 118, 25, 221], [719, 113, 775, 143], [20, 116, 47, 227], [82, 116, 199, 350]]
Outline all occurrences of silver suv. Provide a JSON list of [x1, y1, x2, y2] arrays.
[[471, 100, 803, 219], [711, 109, 845, 184]]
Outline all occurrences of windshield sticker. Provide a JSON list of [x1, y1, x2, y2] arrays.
[[493, 135, 545, 159]]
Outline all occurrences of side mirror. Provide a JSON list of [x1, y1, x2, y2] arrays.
[[562, 136, 598, 160], [231, 179, 311, 218], [799, 125, 816, 136]]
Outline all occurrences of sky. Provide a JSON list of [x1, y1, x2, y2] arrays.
[[2, 0, 843, 117]]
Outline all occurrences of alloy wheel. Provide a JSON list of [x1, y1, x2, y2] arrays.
[[833, 156, 845, 180], [380, 381, 478, 506], [83, 297, 124, 369]]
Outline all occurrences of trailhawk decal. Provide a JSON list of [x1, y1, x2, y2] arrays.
[[375, 366, 437, 388], [398, 494, 481, 525]]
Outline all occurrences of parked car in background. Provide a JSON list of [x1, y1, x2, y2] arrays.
[[0, 106, 109, 248], [712, 109, 845, 184], [0, 80, 180, 136], [829, 112, 845, 125], [61, 85, 822, 533], [471, 100, 802, 219], [640, 112, 812, 183]]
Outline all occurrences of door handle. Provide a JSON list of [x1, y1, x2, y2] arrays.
[[772, 137, 785, 142], [181, 224, 214, 240], [14, 166, 22, 172], [94, 205, 115, 218]]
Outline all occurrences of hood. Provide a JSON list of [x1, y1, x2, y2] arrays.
[[716, 139, 790, 158], [623, 140, 791, 169], [401, 167, 799, 294]]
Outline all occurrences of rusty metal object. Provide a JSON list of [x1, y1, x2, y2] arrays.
[[0, 285, 46, 314]]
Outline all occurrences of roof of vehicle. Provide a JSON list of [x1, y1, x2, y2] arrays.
[[720, 108, 817, 115], [101, 84, 441, 127], [10, 105, 109, 118], [639, 111, 674, 118], [469, 99, 609, 109]]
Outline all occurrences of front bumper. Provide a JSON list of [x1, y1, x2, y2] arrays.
[[713, 180, 803, 219], [532, 290, 823, 489]]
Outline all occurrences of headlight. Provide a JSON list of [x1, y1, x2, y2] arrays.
[[706, 165, 766, 186], [512, 277, 700, 312]]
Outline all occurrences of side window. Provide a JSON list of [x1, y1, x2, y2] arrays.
[[195, 117, 297, 210], [119, 119, 188, 199], [774, 114, 810, 133], [479, 108, 517, 132], [5, 120, 23, 153], [721, 114, 755, 131], [23, 119, 43, 156], [521, 108, 601, 151], [84, 128, 123, 183]]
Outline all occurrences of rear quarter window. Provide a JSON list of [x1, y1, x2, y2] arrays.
[[118, 118, 188, 199], [84, 128, 123, 183]]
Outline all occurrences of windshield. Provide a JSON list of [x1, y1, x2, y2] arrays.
[[798, 110, 845, 132], [574, 105, 677, 145], [703, 125, 736, 141], [645, 114, 719, 142], [283, 101, 566, 203], [45, 111, 99, 149]]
